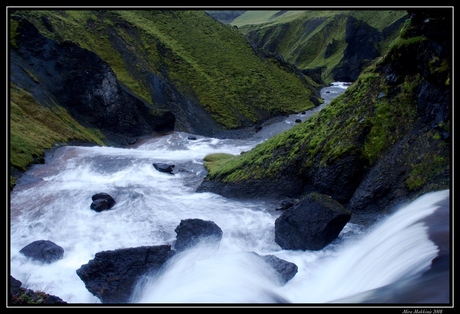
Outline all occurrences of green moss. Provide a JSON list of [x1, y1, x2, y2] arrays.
[[406, 133, 449, 191], [9, 83, 105, 186], [203, 153, 237, 173], [390, 35, 427, 51], [233, 10, 406, 31], [9, 19, 19, 49]]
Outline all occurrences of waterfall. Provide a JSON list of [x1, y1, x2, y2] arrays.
[[131, 241, 289, 303], [278, 189, 449, 303]]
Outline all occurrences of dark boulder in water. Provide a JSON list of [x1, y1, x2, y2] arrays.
[[174, 218, 223, 251], [90, 192, 116, 212], [260, 254, 298, 285], [19, 240, 64, 264], [275, 192, 351, 251], [76, 245, 175, 303], [153, 162, 175, 174]]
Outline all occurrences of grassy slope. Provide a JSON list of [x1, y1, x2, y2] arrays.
[[114, 10, 318, 126], [12, 10, 317, 128], [232, 10, 408, 83], [205, 10, 247, 24], [9, 83, 105, 172]]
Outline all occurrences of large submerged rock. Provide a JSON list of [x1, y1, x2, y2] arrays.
[[76, 245, 174, 304]]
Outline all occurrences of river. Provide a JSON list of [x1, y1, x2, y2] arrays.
[[8, 82, 450, 306]]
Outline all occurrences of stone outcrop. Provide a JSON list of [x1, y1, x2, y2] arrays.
[[19, 240, 64, 264], [9, 276, 67, 304], [331, 16, 381, 82], [274, 193, 351, 251], [76, 245, 175, 304], [173, 218, 223, 252], [76, 218, 298, 303]]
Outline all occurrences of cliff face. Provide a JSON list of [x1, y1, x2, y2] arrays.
[[11, 19, 175, 147], [330, 15, 382, 82], [198, 8, 452, 225]]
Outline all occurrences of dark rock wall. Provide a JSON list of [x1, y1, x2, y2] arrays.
[[11, 19, 176, 147]]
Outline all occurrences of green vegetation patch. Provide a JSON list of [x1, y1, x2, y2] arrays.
[[203, 153, 237, 173], [405, 129, 450, 192], [114, 10, 315, 128], [9, 83, 104, 184]]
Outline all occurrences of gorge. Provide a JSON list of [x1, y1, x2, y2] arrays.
[[8, 8, 452, 308]]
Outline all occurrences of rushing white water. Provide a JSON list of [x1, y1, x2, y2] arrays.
[[9, 82, 450, 305], [10, 133, 272, 303], [278, 190, 448, 303]]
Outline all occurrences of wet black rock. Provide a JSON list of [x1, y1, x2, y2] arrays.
[[275, 192, 351, 251], [174, 218, 223, 251], [19, 240, 64, 264], [153, 162, 175, 174], [90, 192, 116, 212], [76, 245, 175, 304]]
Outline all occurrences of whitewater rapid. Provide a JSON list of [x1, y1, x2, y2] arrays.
[[9, 82, 450, 305]]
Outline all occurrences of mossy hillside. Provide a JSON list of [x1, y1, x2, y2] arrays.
[[233, 10, 408, 83], [231, 10, 333, 27], [11, 9, 317, 130], [234, 10, 349, 76], [233, 10, 407, 29], [9, 10, 142, 105], [9, 83, 105, 186], [114, 10, 317, 128], [203, 74, 379, 182], [205, 10, 247, 24], [10, 9, 157, 104], [204, 53, 449, 195], [233, 10, 407, 38]]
